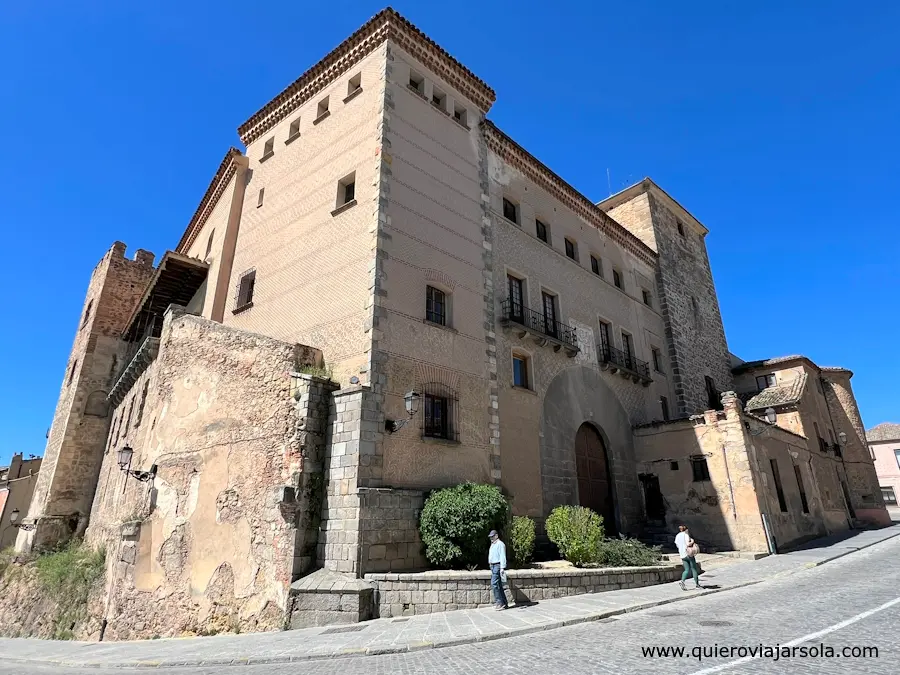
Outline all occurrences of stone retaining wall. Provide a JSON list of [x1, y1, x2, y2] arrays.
[[366, 564, 683, 618]]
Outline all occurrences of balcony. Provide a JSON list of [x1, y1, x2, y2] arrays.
[[500, 299, 579, 356], [598, 344, 652, 386]]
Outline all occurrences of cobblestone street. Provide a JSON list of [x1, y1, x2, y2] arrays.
[[3, 526, 899, 674]]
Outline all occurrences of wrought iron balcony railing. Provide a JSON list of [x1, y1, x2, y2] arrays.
[[501, 299, 579, 352], [598, 344, 652, 382]]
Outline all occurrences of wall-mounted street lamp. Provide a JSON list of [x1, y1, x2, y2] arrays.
[[117, 446, 157, 483], [9, 509, 35, 531], [385, 391, 421, 433]]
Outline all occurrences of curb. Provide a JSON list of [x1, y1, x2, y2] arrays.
[[4, 528, 900, 670]]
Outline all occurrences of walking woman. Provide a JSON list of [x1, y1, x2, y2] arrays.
[[675, 524, 701, 590]]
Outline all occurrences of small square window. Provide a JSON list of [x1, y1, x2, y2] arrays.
[[613, 269, 622, 289], [512, 354, 529, 389], [564, 238, 577, 261], [335, 172, 356, 209], [426, 285, 446, 326], [431, 88, 446, 111], [287, 117, 301, 142], [261, 138, 274, 161], [314, 96, 330, 123], [235, 269, 256, 312], [670, 460, 678, 471], [642, 289, 652, 306], [453, 104, 468, 128], [691, 456, 711, 482], [257, 188, 265, 208], [590, 255, 601, 276], [756, 374, 777, 391], [536, 219, 549, 243], [348, 73, 362, 96], [408, 70, 424, 95], [502, 197, 519, 224]]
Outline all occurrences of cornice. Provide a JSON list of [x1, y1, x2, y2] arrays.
[[483, 121, 658, 268], [176, 147, 244, 254], [237, 7, 496, 146]]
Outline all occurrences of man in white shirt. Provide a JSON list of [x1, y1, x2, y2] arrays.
[[675, 524, 701, 590], [488, 529, 508, 610]]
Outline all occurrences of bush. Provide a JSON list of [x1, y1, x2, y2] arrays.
[[34, 540, 105, 639], [419, 483, 510, 569], [546, 505, 604, 567], [509, 516, 535, 568], [597, 535, 662, 567]]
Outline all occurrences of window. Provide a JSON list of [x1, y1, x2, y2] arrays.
[[590, 255, 601, 276], [894, 449, 900, 470], [408, 70, 424, 95], [598, 320, 611, 357], [794, 464, 810, 514], [335, 172, 356, 211], [564, 238, 577, 261], [770, 458, 788, 512], [314, 96, 330, 123], [431, 88, 446, 111], [536, 219, 549, 243], [642, 289, 652, 306], [814, 422, 827, 453], [287, 117, 301, 142], [261, 137, 275, 161], [124, 396, 135, 436], [422, 383, 458, 440], [756, 374, 777, 391], [234, 269, 256, 312], [691, 456, 711, 482], [622, 332, 634, 364], [135, 380, 149, 428], [613, 268, 622, 289], [425, 285, 446, 326], [881, 487, 897, 506], [453, 103, 468, 128], [705, 376, 720, 410], [347, 73, 362, 97], [512, 354, 529, 388], [507, 275, 524, 319], [542, 292, 558, 338], [660, 396, 670, 421], [205, 229, 215, 259], [67, 359, 78, 386], [502, 197, 519, 224], [670, 461, 679, 471], [257, 187, 265, 208], [677, 220, 685, 237], [652, 347, 663, 373], [80, 300, 93, 330]]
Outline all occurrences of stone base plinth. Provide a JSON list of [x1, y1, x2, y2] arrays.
[[288, 568, 375, 629], [15, 514, 82, 554]]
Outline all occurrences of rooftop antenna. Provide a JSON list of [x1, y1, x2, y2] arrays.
[[606, 168, 612, 197]]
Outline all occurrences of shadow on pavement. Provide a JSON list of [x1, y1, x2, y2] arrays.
[[779, 526, 892, 554]]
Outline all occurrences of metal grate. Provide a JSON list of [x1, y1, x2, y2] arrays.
[[321, 625, 368, 635]]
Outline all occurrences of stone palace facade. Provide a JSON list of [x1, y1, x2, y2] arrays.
[[16, 8, 888, 637]]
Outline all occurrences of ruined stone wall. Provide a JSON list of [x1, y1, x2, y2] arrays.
[[83, 309, 322, 639], [19, 243, 155, 552]]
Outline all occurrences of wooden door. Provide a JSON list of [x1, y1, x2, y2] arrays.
[[575, 423, 616, 534]]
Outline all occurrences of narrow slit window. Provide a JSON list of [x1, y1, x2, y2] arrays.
[[771, 458, 788, 512], [257, 188, 265, 208]]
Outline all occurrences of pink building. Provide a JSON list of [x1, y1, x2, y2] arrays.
[[867, 423, 900, 512]]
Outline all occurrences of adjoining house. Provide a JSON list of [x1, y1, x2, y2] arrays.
[[867, 423, 900, 518], [0, 454, 42, 549], [13, 7, 888, 637]]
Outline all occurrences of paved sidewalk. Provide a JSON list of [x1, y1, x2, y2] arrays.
[[2, 525, 899, 669]]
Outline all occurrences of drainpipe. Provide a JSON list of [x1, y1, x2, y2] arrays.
[[722, 445, 737, 520], [761, 513, 776, 554]]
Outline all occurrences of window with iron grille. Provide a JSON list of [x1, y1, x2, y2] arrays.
[[770, 458, 788, 512], [691, 455, 710, 482], [756, 374, 776, 391], [426, 286, 446, 326], [536, 219, 549, 243], [542, 292, 558, 338], [502, 197, 518, 224], [421, 383, 458, 441], [235, 269, 256, 311]]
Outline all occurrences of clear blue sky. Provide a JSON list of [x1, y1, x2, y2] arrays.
[[1, 2, 898, 464]]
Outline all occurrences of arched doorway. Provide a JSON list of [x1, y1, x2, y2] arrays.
[[575, 423, 617, 535]]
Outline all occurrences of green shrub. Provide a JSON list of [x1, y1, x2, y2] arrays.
[[34, 540, 105, 639], [509, 516, 535, 568], [419, 483, 510, 569], [545, 505, 604, 567], [0, 547, 15, 578], [597, 535, 662, 567]]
